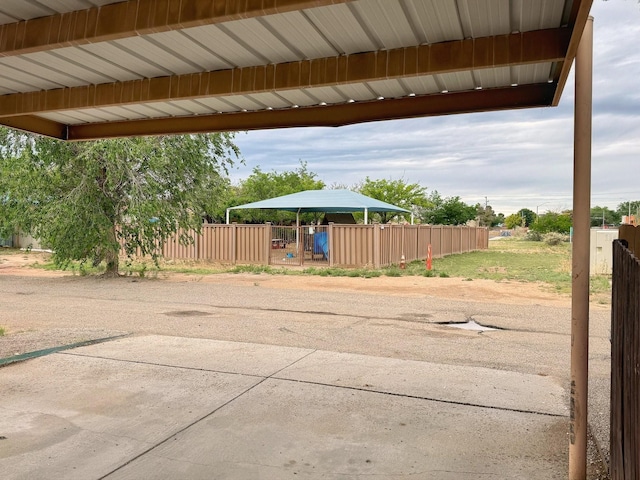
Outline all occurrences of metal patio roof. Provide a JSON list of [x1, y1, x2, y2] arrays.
[[228, 189, 411, 213], [0, 0, 592, 141]]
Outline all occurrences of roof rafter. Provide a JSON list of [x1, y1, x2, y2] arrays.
[[63, 83, 556, 141], [0, 0, 355, 57], [0, 28, 569, 118]]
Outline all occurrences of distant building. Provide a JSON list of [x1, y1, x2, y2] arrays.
[[622, 215, 637, 226]]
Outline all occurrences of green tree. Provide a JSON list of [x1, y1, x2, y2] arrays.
[[357, 177, 428, 223], [516, 208, 536, 227], [231, 161, 324, 224], [616, 201, 640, 220], [530, 211, 572, 234], [590, 206, 620, 227], [419, 191, 476, 225], [476, 204, 498, 227], [0, 128, 239, 275], [504, 213, 524, 229]]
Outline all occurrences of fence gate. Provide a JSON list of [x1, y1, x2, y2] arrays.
[[269, 226, 329, 267]]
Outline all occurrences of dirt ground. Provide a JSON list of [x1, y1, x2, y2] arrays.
[[0, 249, 597, 309]]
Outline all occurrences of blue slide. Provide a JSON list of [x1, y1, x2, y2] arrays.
[[313, 232, 329, 260]]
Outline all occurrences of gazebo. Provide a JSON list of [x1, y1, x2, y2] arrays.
[[226, 189, 411, 225]]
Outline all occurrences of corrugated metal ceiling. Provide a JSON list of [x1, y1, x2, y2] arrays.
[[0, 0, 585, 137]]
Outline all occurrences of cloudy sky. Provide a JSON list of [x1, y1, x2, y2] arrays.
[[231, 0, 640, 216]]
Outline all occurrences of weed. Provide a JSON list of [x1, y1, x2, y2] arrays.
[[0, 326, 5, 336], [384, 267, 403, 277]]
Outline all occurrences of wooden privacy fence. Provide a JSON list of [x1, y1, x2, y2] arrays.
[[610, 225, 640, 479], [152, 223, 488, 268]]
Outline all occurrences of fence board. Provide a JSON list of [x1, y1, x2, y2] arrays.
[[610, 238, 640, 479], [144, 224, 488, 268]]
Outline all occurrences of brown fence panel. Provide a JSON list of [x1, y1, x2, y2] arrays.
[[378, 225, 391, 266], [331, 225, 374, 267], [417, 226, 431, 259], [155, 224, 489, 267], [451, 227, 461, 254], [610, 238, 640, 479], [430, 226, 442, 258], [235, 224, 268, 264], [162, 229, 197, 259], [404, 226, 419, 262], [441, 227, 453, 256], [199, 224, 233, 262], [477, 227, 489, 249], [461, 227, 471, 252]]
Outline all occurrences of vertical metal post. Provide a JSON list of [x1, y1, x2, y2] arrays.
[[569, 16, 593, 480]]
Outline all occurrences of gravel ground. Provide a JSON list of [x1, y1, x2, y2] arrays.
[[0, 254, 612, 478]]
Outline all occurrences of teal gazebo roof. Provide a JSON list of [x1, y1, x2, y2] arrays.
[[227, 189, 410, 215]]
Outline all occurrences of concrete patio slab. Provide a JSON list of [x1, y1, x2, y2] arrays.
[[0, 335, 570, 480], [0, 352, 261, 480], [69, 335, 315, 377], [275, 350, 569, 416], [109, 379, 567, 480]]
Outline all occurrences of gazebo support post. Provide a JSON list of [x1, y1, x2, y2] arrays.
[[364, 208, 368, 225], [226, 208, 230, 225], [296, 209, 301, 253], [569, 15, 593, 480]]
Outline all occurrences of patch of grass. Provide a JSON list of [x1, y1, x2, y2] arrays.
[[11, 239, 612, 302], [226, 264, 302, 276], [0, 326, 5, 336], [302, 267, 382, 278]]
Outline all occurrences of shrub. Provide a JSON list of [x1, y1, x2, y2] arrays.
[[525, 230, 543, 242], [543, 232, 567, 246]]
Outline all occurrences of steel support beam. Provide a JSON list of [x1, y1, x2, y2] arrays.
[[64, 83, 555, 141], [0, 29, 569, 119], [569, 15, 593, 480]]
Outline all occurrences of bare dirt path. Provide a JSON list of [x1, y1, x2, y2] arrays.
[[0, 249, 581, 307]]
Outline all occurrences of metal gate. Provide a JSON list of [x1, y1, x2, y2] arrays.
[[269, 226, 329, 266]]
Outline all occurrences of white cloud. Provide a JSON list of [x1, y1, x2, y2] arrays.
[[232, 0, 640, 215]]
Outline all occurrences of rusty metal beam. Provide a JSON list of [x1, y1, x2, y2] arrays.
[[0, 115, 67, 139], [0, 28, 569, 119], [0, 0, 355, 58], [63, 83, 556, 141]]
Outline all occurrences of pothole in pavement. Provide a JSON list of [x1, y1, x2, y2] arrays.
[[435, 319, 503, 332]]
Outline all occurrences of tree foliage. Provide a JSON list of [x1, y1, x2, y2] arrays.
[[229, 162, 324, 224], [476, 205, 500, 227], [357, 177, 428, 223], [590, 205, 621, 227], [530, 211, 572, 234], [504, 213, 524, 229], [419, 191, 477, 225], [616, 200, 640, 219], [517, 208, 536, 227], [0, 128, 239, 274]]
